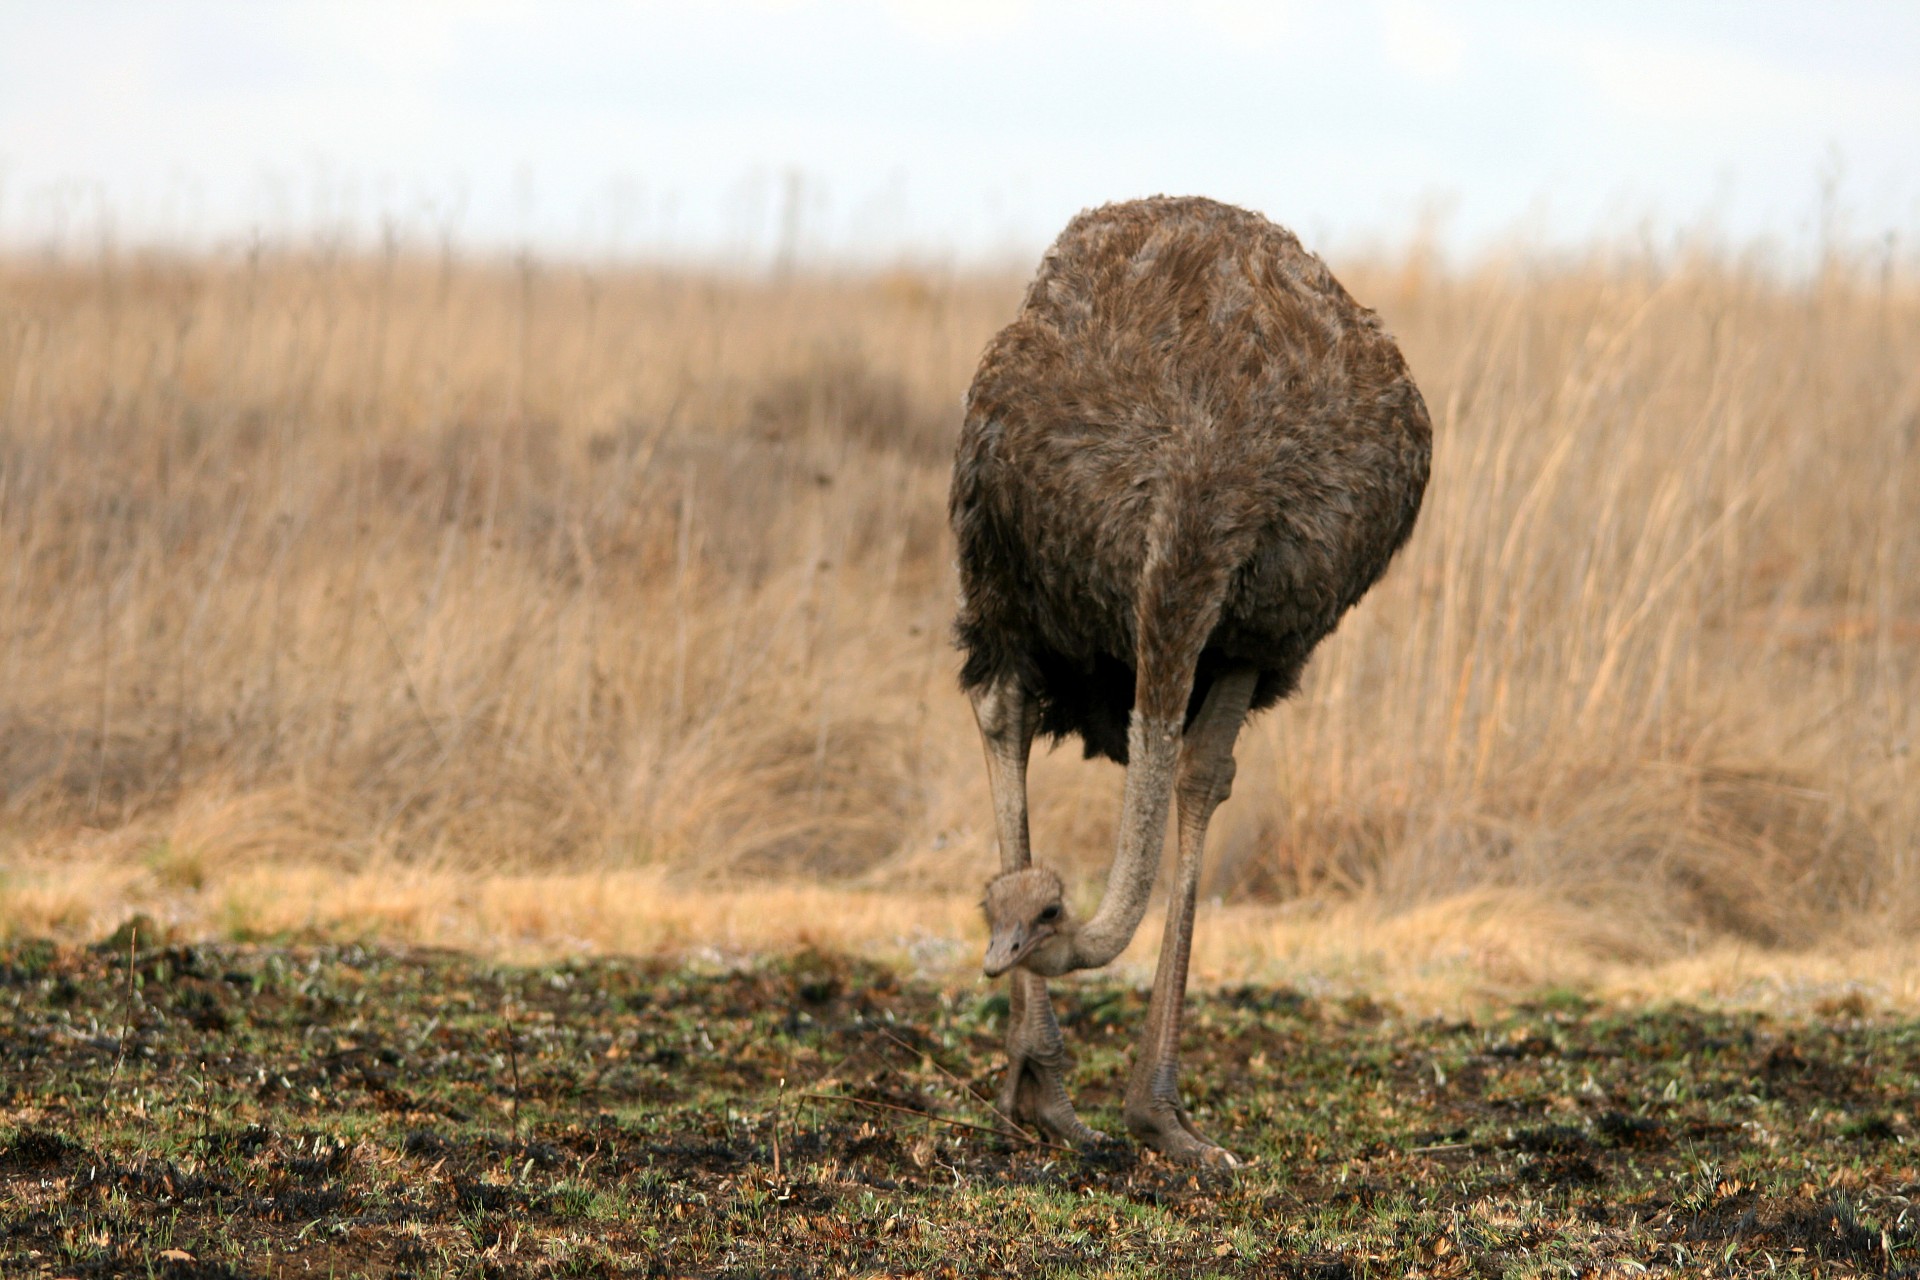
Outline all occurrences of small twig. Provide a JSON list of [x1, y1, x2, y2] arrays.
[[108, 923, 138, 1086], [801, 1092, 1072, 1152], [502, 1013, 522, 1146], [1408, 1142, 1474, 1155], [771, 1077, 784, 1180], [873, 1026, 1043, 1147], [196, 1063, 214, 1148]]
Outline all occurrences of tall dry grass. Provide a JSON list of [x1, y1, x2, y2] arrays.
[[1, 240, 1916, 992]]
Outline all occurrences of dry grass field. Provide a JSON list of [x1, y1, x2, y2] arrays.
[[1, 239, 1917, 1004]]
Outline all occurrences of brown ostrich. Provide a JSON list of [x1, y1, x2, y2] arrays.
[[950, 196, 1432, 1166]]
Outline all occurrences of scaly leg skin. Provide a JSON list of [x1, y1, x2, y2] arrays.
[[971, 676, 1105, 1146], [999, 969, 1106, 1145], [1123, 667, 1258, 1167]]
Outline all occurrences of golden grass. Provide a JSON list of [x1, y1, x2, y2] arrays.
[[1, 241, 1916, 1004]]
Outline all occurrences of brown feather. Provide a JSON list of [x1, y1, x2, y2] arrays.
[[950, 196, 1432, 762]]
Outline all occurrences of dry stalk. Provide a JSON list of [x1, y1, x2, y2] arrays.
[[108, 922, 138, 1088], [502, 1011, 522, 1148]]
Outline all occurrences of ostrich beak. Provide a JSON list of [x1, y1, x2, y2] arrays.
[[983, 922, 1044, 977], [983, 928, 1021, 977]]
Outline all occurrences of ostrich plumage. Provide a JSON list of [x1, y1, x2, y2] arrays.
[[952, 196, 1430, 762]]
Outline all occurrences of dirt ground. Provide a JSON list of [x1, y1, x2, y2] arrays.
[[4, 928, 1920, 1278]]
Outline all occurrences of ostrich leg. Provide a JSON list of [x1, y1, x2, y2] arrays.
[[970, 676, 1105, 1145], [1123, 666, 1259, 1166]]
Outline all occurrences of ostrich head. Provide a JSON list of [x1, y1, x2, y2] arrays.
[[982, 867, 1078, 977]]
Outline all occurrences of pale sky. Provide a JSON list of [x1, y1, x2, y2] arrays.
[[2, 1, 1917, 264]]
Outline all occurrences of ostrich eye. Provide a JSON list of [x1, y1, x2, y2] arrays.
[[1038, 905, 1061, 924]]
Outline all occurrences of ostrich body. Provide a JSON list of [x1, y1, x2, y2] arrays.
[[950, 197, 1431, 1165]]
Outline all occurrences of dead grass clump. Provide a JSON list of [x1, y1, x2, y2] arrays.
[[1, 242, 1916, 987], [655, 717, 919, 880], [1494, 765, 1877, 954], [747, 350, 956, 463]]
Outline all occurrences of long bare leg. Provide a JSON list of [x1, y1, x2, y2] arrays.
[[971, 675, 1104, 1145], [1123, 666, 1258, 1166]]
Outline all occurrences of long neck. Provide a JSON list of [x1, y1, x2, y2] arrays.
[[1070, 712, 1182, 968]]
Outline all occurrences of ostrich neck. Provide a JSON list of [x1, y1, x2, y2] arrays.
[[1072, 712, 1181, 969]]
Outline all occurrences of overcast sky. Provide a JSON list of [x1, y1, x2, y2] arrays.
[[3, 1, 1917, 264]]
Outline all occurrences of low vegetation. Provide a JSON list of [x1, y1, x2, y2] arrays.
[[6, 932, 1920, 1277]]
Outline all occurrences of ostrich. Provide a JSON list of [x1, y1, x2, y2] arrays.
[[950, 197, 1431, 1166]]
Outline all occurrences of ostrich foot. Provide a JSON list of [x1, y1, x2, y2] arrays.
[[1124, 1096, 1241, 1168], [997, 1048, 1106, 1147]]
